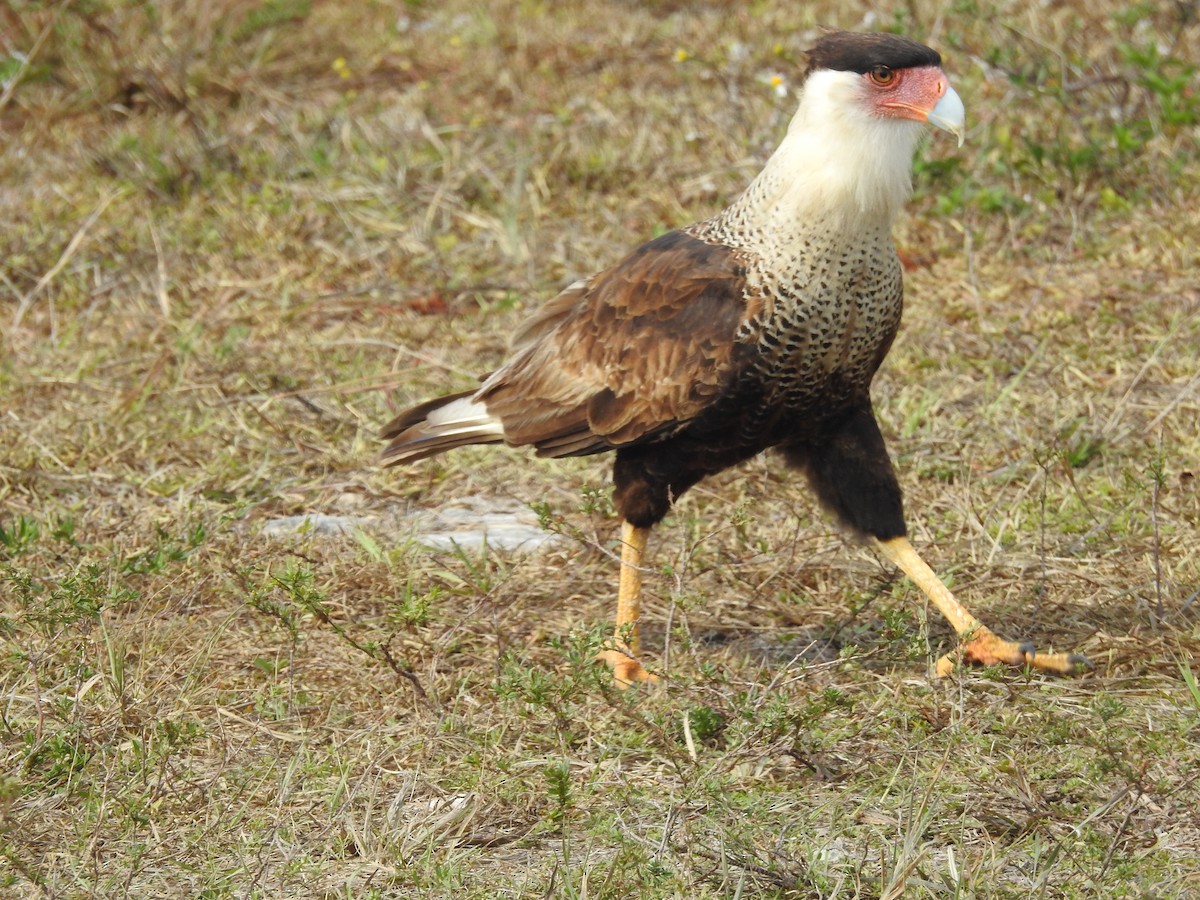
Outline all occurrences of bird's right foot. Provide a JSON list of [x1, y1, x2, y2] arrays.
[[936, 626, 1091, 677]]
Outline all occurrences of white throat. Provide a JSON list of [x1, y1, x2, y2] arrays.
[[733, 69, 927, 236]]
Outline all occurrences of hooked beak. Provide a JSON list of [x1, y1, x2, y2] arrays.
[[873, 66, 967, 147], [926, 84, 965, 147]]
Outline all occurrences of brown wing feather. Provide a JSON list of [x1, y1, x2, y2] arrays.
[[479, 230, 759, 457]]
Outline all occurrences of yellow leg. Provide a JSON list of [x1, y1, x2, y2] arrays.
[[874, 536, 1090, 677], [596, 521, 659, 686]]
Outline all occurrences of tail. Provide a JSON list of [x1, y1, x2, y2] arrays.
[[380, 391, 507, 466]]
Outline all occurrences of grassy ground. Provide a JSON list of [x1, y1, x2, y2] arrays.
[[2, 0, 1199, 896]]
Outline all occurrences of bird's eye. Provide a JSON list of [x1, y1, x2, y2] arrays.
[[869, 66, 896, 86]]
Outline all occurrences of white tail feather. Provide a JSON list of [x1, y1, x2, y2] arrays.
[[380, 394, 507, 466], [425, 396, 505, 437]]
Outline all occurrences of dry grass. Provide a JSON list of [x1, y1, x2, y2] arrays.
[[2, 0, 1199, 897]]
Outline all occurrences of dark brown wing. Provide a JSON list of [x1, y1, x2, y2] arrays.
[[479, 229, 760, 457]]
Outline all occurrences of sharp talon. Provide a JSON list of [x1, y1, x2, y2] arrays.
[[1017, 641, 1037, 662], [1068, 653, 1094, 673]]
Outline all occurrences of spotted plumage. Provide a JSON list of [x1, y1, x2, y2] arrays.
[[380, 31, 1089, 683]]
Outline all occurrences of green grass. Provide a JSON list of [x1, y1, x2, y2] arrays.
[[2, 0, 1199, 896]]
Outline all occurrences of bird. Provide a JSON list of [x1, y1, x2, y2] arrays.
[[380, 30, 1089, 685]]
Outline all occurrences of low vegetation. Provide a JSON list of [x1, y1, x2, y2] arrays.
[[1, 0, 1198, 896]]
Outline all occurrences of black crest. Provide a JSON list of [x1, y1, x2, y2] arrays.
[[805, 31, 941, 76]]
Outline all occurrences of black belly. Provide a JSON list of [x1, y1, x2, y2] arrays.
[[610, 366, 875, 528]]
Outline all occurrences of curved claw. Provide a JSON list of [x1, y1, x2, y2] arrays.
[[936, 627, 1091, 678], [1066, 653, 1094, 673]]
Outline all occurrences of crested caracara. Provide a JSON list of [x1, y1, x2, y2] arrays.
[[381, 30, 1089, 684]]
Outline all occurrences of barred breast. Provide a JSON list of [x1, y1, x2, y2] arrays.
[[686, 216, 903, 426]]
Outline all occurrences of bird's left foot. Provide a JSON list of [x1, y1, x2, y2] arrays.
[[596, 647, 660, 688], [936, 626, 1091, 677]]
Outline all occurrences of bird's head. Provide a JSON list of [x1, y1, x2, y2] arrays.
[[800, 31, 965, 147], [749, 31, 965, 228]]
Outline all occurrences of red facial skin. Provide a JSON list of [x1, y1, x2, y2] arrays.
[[863, 64, 951, 123]]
